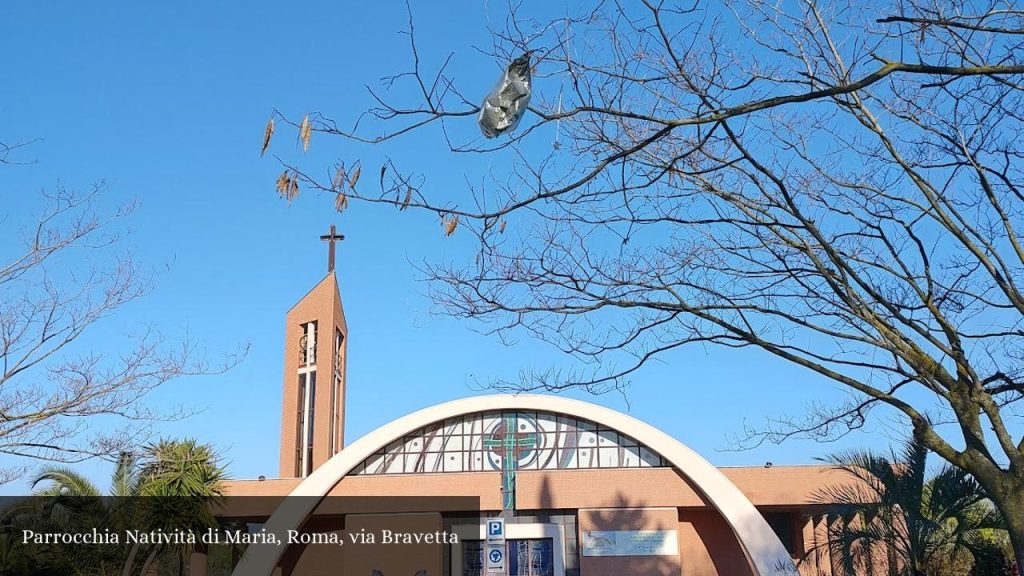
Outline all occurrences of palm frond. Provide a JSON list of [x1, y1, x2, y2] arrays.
[[31, 467, 102, 497], [817, 437, 1010, 575], [110, 452, 140, 497]]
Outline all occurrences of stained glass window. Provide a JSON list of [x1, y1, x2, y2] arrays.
[[352, 410, 667, 475]]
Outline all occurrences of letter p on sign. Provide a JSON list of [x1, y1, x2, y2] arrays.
[[486, 518, 505, 543]]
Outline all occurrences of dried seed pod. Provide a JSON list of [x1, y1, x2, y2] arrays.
[[332, 166, 347, 191], [261, 118, 275, 157], [349, 165, 362, 190], [299, 115, 312, 152], [444, 216, 458, 237], [275, 170, 290, 197]]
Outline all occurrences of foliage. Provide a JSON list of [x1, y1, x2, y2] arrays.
[[132, 439, 227, 575], [970, 538, 1019, 576], [819, 438, 1009, 575], [0, 439, 226, 576]]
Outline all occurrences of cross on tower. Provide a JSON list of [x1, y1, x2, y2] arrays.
[[319, 224, 345, 273]]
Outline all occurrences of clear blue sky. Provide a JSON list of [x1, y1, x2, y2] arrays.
[[0, 1, 904, 492]]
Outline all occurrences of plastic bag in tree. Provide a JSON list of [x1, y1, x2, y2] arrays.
[[478, 53, 532, 138]]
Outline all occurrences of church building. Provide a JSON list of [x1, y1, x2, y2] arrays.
[[205, 232, 859, 576]]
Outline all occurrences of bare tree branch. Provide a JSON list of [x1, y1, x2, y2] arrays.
[[0, 184, 246, 482]]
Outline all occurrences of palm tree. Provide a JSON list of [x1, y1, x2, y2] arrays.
[[0, 452, 141, 575], [128, 439, 227, 576], [1, 439, 226, 576], [817, 438, 1010, 575]]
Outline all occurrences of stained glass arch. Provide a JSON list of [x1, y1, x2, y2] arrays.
[[352, 410, 668, 475]]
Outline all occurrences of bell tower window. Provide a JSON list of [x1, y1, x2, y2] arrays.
[[330, 329, 344, 455], [296, 320, 318, 477], [299, 321, 317, 366]]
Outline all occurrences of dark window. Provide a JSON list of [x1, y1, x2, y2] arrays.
[[296, 371, 317, 477], [331, 328, 343, 455], [508, 539, 554, 576], [463, 540, 483, 576], [305, 371, 316, 476], [295, 373, 306, 476], [764, 511, 798, 555]]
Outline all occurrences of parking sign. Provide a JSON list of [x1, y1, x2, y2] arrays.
[[486, 518, 505, 543]]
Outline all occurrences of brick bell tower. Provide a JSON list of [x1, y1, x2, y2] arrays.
[[279, 225, 349, 478]]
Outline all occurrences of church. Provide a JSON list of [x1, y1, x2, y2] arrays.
[[201, 231, 859, 576]]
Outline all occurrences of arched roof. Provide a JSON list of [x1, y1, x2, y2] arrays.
[[233, 394, 798, 576]]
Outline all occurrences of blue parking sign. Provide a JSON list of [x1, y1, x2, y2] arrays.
[[486, 518, 505, 542]]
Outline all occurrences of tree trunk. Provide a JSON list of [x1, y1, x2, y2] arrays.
[[985, 475, 1024, 576], [139, 544, 163, 576], [122, 543, 141, 576], [1006, 505, 1024, 576]]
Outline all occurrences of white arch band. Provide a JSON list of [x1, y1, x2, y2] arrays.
[[232, 394, 798, 576]]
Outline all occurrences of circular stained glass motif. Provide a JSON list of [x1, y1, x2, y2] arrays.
[[483, 414, 543, 470]]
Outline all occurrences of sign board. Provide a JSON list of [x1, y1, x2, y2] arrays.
[[485, 518, 505, 543], [485, 544, 505, 573], [581, 530, 679, 557]]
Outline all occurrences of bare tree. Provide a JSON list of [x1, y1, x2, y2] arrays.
[[0, 183, 241, 484], [265, 0, 1024, 568]]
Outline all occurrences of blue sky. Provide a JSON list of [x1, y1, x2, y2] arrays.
[[0, 1, 906, 492]]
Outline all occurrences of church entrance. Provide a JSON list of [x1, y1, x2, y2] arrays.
[[462, 539, 555, 576], [450, 522, 566, 576]]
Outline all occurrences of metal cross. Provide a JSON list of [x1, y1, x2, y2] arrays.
[[483, 414, 537, 510], [319, 224, 345, 273]]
